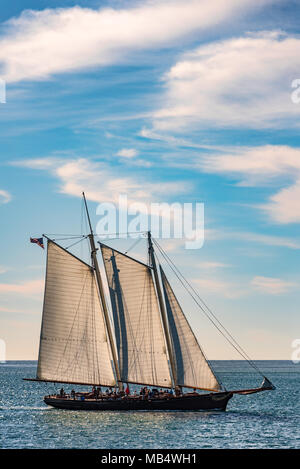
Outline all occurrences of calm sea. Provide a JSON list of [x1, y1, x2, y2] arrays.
[[0, 360, 299, 449]]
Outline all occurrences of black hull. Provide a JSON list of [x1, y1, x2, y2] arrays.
[[44, 392, 233, 411]]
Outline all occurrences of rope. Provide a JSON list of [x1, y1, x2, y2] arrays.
[[124, 237, 142, 255], [152, 238, 265, 379], [65, 236, 89, 250], [96, 232, 148, 241], [44, 233, 85, 237]]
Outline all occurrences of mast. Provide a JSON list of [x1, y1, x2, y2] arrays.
[[148, 231, 177, 388], [160, 265, 221, 391], [82, 192, 123, 390], [100, 241, 172, 388]]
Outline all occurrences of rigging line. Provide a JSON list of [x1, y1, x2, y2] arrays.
[[156, 250, 223, 389], [44, 233, 86, 237], [155, 240, 265, 379], [96, 236, 138, 242], [97, 248, 119, 351], [153, 239, 259, 372], [54, 269, 91, 376], [96, 231, 148, 238], [124, 237, 142, 255], [113, 262, 147, 380], [82, 197, 90, 239], [80, 198, 86, 262], [161, 265, 223, 389], [153, 238, 265, 378], [48, 236, 87, 242], [97, 247, 115, 328], [65, 236, 89, 250], [153, 239, 247, 360]]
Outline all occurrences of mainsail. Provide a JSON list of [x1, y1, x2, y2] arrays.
[[160, 267, 221, 391], [36, 240, 116, 386], [100, 244, 172, 388]]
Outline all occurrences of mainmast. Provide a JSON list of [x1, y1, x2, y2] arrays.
[[147, 231, 177, 388], [82, 192, 123, 391]]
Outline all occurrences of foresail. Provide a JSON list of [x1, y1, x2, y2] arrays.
[[37, 240, 116, 386], [160, 267, 220, 391], [100, 244, 172, 388]]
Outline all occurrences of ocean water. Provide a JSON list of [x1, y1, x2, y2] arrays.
[[0, 360, 299, 449]]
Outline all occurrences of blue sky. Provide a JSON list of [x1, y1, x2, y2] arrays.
[[0, 0, 300, 360]]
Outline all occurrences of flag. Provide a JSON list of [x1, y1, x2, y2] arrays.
[[30, 237, 44, 249]]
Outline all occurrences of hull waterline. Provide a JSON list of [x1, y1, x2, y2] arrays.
[[44, 392, 233, 411]]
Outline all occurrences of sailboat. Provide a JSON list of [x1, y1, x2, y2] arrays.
[[25, 193, 275, 411]]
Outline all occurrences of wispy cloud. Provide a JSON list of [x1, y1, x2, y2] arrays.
[[251, 276, 296, 294], [0, 279, 44, 297], [117, 148, 138, 159], [0, 0, 269, 83], [193, 277, 242, 299], [199, 145, 300, 184], [197, 145, 300, 224], [236, 232, 300, 249], [0, 306, 39, 314], [151, 31, 300, 131], [198, 261, 232, 269], [0, 189, 12, 204], [12, 157, 189, 208], [207, 228, 300, 250]]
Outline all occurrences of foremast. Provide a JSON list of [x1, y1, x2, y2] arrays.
[[147, 231, 178, 389], [82, 192, 123, 391]]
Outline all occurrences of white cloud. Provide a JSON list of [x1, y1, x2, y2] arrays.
[[260, 179, 300, 223], [199, 145, 300, 184], [152, 31, 300, 131], [0, 0, 273, 83], [13, 157, 189, 209], [0, 189, 12, 204], [251, 276, 295, 294], [117, 148, 138, 158]]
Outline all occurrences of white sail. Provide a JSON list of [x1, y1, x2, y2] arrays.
[[100, 244, 172, 388], [37, 240, 116, 386], [160, 267, 220, 391]]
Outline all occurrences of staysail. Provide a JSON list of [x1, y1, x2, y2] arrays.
[[36, 240, 116, 386], [100, 244, 172, 388], [160, 267, 221, 391]]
